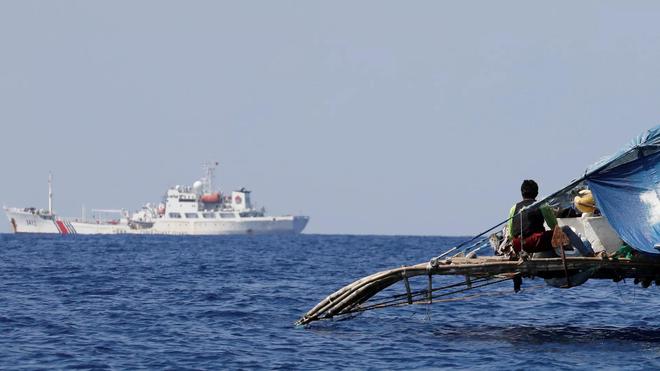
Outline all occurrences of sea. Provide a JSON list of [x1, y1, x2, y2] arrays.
[[1, 233, 659, 370]]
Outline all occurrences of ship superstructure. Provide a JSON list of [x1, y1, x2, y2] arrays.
[[4, 163, 309, 235]]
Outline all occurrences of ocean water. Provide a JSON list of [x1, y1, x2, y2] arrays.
[[1, 234, 659, 370]]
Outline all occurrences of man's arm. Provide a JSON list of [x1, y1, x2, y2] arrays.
[[506, 204, 517, 237], [540, 204, 557, 229]]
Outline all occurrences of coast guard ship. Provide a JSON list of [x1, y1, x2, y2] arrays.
[[4, 163, 309, 235]]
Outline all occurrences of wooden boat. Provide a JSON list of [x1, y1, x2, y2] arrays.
[[297, 125, 660, 326]]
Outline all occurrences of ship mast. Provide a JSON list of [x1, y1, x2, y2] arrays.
[[202, 161, 219, 194], [48, 172, 53, 215]]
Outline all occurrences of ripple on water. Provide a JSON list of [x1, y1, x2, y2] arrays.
[[1, 234, 659, 369]]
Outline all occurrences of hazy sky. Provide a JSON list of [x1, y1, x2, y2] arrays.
[[1, 1, 659, 235]]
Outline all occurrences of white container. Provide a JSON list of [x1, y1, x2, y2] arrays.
[[557, 215, 623, 254]]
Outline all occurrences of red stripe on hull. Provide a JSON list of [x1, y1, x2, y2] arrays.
[[55, 220, 69, 235]]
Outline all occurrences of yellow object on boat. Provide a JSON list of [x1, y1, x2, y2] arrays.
[[574, 189, 596, 213]]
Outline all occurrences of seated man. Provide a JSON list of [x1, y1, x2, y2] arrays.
[[506, 179, 557, 254]]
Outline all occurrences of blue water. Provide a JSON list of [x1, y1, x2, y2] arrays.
[[1, 234, 659, 370]]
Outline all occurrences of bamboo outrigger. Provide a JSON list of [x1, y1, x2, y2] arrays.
[[297, 125, 660, 326], [296, 253, 660, 326]]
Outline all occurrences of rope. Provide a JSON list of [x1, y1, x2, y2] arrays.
[[348, 275, 514, 314], [341, 281, 548, 316], [364, 275, 499, 309], [431, 237, 489, 265]]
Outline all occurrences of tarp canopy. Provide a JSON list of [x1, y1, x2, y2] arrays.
[[585, 125, 660, 255]]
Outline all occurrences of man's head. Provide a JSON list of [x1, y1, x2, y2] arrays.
[[521, 179, 538, 199]]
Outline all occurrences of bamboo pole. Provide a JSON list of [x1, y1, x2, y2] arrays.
[[402, 271, 412, 305], [297, 256, 660, 325]]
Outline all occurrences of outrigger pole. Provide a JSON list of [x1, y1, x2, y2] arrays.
[[296, 254, 660, 326]]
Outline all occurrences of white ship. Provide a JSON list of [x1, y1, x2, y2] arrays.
[[4, 163, 309, 235]]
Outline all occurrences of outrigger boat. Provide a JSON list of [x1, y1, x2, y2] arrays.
[[297, 125, 660, 326]]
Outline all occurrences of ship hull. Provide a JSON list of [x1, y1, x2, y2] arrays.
[[6, 209, 61, 234], [5, 209, 309, 235]]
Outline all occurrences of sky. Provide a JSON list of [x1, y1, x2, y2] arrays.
[[1, 1, 659, 235]]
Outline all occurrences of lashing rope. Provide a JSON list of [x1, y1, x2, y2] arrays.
[[343, 275, 516, 314]]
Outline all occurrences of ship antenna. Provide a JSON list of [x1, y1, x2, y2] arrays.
[[48, 172, 53, 215], [202, 161, 219, 194]]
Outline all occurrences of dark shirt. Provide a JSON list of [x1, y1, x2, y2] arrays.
[[507, 199, 557, 238]]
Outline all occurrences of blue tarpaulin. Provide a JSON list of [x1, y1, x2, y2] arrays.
[[585, 125, 660, 255]]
